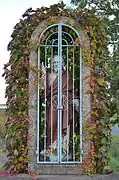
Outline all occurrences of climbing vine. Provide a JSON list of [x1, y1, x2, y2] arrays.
[[3, 2, 111, 174], [81, 11, 111, 174]]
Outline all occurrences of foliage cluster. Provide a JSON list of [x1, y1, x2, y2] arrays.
[[71, 0, 119, 125], [79, 11, 111, 173], [3, 2, 111, 174], [71, 0, 119, 173]]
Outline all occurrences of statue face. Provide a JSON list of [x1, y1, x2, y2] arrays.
[[52, 55, 58, 73]]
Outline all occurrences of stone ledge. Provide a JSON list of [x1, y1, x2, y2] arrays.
[[0, 173, 119, 180], [35, 164, 82, 175]]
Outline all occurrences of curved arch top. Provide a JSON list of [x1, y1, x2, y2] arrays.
[[39, 23, 81, 46]]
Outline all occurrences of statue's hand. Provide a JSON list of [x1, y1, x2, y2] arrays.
[[73, 99, 80, 112], [41, 62, 46, 89], [42, 62, 46, 75]]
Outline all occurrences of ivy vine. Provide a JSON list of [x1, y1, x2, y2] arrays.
[[3, 2, 111, 174]]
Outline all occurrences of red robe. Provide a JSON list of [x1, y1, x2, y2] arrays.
[[42, 71, 78, 147]]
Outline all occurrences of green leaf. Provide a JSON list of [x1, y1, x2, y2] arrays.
[[16, 92, 24, 97], [79, 0, 87, 8], [96, 78, 105, 86], [19, 156, 24, 162]]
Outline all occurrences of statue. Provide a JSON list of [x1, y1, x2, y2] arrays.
[[40, 55, 79, 161]]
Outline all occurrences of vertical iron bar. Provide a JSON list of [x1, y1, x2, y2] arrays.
[[60, 24, 63, 163], [80, 46, 83, 163], [44, 47, 47, 161], [66, 46, 69, 161], [58, 24, 62, 162], [51, 47, 53, 157], [73, 48, 75, 161], [57, 25, 60, 163], [37, 48, 40, 162]]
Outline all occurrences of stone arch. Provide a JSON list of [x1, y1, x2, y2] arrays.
[[28, 16, 91, 174]]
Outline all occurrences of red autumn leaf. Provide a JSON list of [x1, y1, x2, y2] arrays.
[[80, 41, 86, 47], [88, 75, 97, 87], [87, 115, 92, 121]]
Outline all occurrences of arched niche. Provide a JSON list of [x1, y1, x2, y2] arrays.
[[28, 16, 91, 174]]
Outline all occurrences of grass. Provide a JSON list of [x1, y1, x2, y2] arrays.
[[0, 109, 7, 172], [0, 109, 6, 141], [109, 134, 119, 172]]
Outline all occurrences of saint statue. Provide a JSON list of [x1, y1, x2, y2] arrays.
[[40, 55, 79, 160]]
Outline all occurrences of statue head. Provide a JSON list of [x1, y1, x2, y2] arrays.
[[51, 55, 58, 73], [51, 55, 64, 73]]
